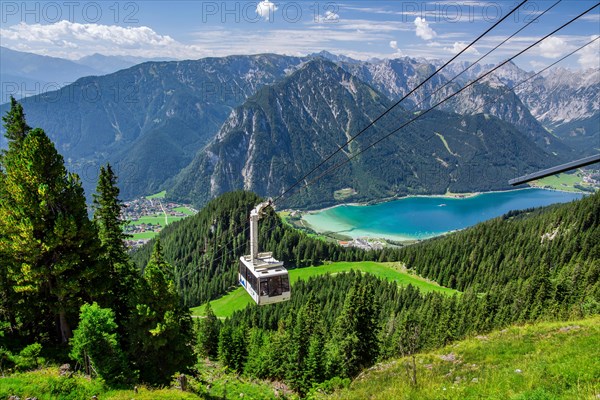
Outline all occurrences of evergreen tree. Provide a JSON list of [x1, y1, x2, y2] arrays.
[[70, 302, 130, 384], [0, 121, 99, 343], [218, 324, 247, 373], [243, 328, 270, 378], [287, 295, 324, 394], [0, 96, 31, 337], [126, 239, 195, 384], [196, 302, 221, 359], [1, 96, 30, 152], [92, 164, 139, 326], [325, 276, 380, 378]]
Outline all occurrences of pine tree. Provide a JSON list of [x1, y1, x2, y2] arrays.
[[287, 295, 323, 394], [70, 302, 130, 384], [0, 96, 31, 336], [217, 323, 247, 373], [0, 120, 99, 342], [126, 239, 195, 384], [1, 96, 30, 151], [243, 328, 270, 378], [196, 301, 221, 359], [325, 276, 380, 378], [92, 164, 139, 326]]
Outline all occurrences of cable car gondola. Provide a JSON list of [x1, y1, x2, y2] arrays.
[[239, 199, 291, 305]]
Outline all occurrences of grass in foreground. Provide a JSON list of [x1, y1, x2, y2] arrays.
[[191, 261, 458, 318], [0, 365, 289, 400], [0, 367, 202, 400], [323, 316, 600, 400]]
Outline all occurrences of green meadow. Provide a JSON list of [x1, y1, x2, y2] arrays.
[[191, 261, 458, 318], [531, 172, 589, 192]]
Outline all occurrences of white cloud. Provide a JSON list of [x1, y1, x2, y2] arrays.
[[414, 17, 436, 40], [324, 10, 340, 21], [446, 41, 479, 55], [0, 20, 196, 59], [256, 0, 278, 21], [578, 35, 600, 70], [389, 40, 404, 56], [315, 10, 340, 23], [538, 36, 569, 59]]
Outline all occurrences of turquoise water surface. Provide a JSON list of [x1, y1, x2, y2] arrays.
[[302, 189, 585, 241]]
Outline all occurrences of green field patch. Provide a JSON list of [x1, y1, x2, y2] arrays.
[[435, 132, 456, 156], [530, 172, 588, 192], [130, 214, 187, 227], [172, 206, 195, 215], [327, 316, 600, 400], [132, 215, 166, 225], [131, 231, 158, 240], [145, 190, 166, 199], [191, 261, 458, 318]]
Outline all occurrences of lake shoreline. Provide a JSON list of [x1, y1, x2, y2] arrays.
[[293, 188, 585, 242], [295, 187, 579, 216]]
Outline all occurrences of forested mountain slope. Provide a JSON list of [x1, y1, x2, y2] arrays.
[[0, 54, 304, 199]]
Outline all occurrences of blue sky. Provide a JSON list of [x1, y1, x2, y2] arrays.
[[1, 1, 598, 70]]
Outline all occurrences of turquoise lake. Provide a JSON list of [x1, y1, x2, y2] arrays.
[[302, 189, 585, 241]]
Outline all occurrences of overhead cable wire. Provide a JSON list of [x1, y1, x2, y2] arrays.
[[411, 0, 562, 116], [286, 3, 600, 200]]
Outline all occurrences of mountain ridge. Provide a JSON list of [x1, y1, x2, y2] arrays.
[[169, 58, 556, 209], [2, 52, 595, 202]]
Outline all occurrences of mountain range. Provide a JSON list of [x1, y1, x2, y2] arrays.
[[1, 49, 597, 207], [1, 53, 304, 199], [168, 59, 553, 209]]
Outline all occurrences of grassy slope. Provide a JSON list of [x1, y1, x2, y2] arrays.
[[173, 206, 196, 215], [131, 231, 159, 240], [191, 261, 458, 318], [323, 317, 600, 400]]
